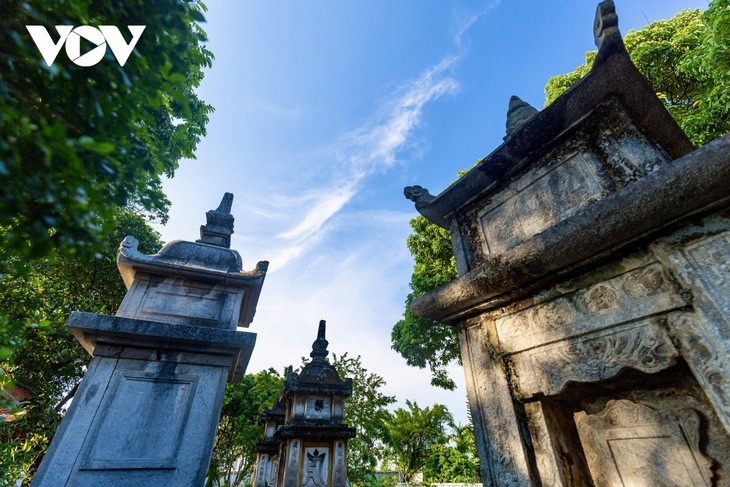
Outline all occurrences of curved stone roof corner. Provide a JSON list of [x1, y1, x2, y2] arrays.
[[403, 0, 693, 231], [116, 193, 269, 289], [115, 193, 269, 329]]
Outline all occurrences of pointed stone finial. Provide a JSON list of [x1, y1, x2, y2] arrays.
[[197, 193, 235, 248], [505, 95, 538, 138], [593, 0, 626, 65], [310, 320, 329, 362]]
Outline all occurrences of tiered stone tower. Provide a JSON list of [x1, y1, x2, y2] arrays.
[[33, 194, 268, 486], [252, 321, 356, 487]]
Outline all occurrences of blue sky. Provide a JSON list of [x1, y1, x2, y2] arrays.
[[155, 0, 709, 424]]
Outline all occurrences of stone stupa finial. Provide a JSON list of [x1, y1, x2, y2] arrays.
[[198, 192, 235, 248], [505, 95, 538, 138], [310, 320, 329, 362]]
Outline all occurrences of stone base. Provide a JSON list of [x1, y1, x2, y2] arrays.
[[32, 313, 255, 487]]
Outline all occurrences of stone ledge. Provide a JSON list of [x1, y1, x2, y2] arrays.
[[67, 311, 256, 381], [275, 425, 356, 440], [411, 133, 730, 324]]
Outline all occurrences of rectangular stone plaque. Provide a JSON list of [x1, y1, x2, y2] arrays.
[[301, 446, 330, 487], [80, 372, 197, 470], [138, 280, 226, 322], [305, 395, 332, 420], [478, 151, 605, 255], [575, 400, 712, 486]]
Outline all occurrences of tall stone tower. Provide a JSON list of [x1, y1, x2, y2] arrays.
[[33, 194, 268, 486], [252, 321, 356, 487]]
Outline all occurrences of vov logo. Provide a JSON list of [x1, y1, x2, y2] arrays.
[[26, 25, 145, 67]]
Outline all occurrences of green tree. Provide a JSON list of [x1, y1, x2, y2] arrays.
[[546, 3, 730, 147], [0, 211, 163, 486], [422, 423, 479, 483], [0, 0, 213, 261], [206, 369, 284, 487], [382, 400, 453, 483], [391, 216, 459, 390], [330, 353, 396, 486], [394, 2, 729, 390]]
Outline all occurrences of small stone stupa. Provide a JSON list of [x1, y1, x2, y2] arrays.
[[33, 194, 268, 486], [252, 321, 356, 487]]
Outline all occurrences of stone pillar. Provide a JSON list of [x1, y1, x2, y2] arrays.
[[33, 194, 268, 487]]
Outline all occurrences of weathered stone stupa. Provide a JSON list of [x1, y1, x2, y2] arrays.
[[405, 1, 730, 485], [33, 194, 268, 486], [251, 321, 355, 487]]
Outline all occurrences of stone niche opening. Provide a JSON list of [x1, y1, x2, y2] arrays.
[[530, 362, 730, 486]]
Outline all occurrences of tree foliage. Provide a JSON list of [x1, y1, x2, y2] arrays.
[[0, 0, 213, 261], [391, 216, 459, 390], [382, 400, 453, 483], [0, 211, 162, 486], [422, 423, 479, 483], [329, 353, 396, 486], [206, 369, 284, 487], [546, 3, 730, 147], [395, 2, 729, 391]]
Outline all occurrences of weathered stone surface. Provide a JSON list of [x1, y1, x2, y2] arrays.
[[404, 2, 730, 485], [33, 194, 266, 487], [411, 133, 730, 323], [495, 263, 685, 354], [512, 318, 679, 398], [458, 322, 533, 486], [505, 96, 538, 137], [575, 400, 713, 486]]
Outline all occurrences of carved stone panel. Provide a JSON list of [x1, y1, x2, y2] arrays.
[[683, 231, 730, 325], [495, 263, 685, 354], [117, 274, 244, 329], [302, 447, 329, 487], [80, 371, 197, 470], [575, 400, 713, 486], [668, 311, 730, 434], [304, 395, 331, 420], [478, 151, 606, 255], [332, 441, 347, 487], [512, 319, 678, 398]]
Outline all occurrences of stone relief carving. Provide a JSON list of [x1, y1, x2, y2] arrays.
[[684, 232, 730, 315], [477, 151, 605, 255], [513, 320, 678, 398], [302, 448, 328, 487], [575, 400, 713, 486], [668, 312, 730, 433], [582, 284, 619, 313], [622, 265, 671, 297], [495, 263, 685, 354]]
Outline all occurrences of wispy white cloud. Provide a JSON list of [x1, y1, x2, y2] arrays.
[[270, 60, 464, 269], [454, 0, 501, 50], [277, 184, 356, 241], [261, 2, 497, 272]]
